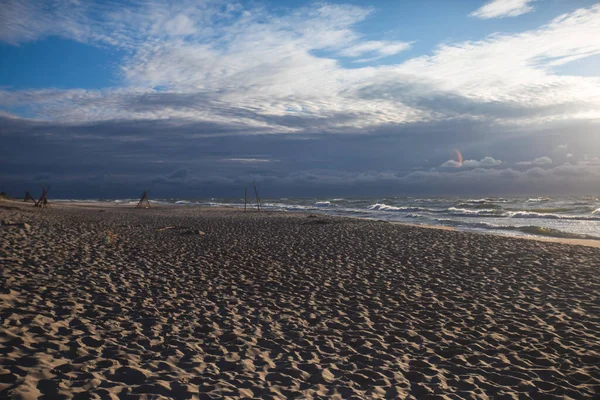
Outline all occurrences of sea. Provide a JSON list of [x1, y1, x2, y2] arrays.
[[55, 196, 600, 241]]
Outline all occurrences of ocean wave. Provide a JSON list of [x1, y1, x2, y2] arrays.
[[175, 200, 196, 205], [447, 207, 503, 217], [464, 198, 493, 204], [314, 201, 333, 207], [526, 197, 551, 202], [368, 203, 440, 212], [456, 202, 502, 209], [512, 226, 600, 240], [113, 199, 137, 204], [434, 218, 500, 229], [593, 208, 600, 214], [434, 219, 600, 240], [53, 199, 104, 203], [406, 213, 424, 218], [507, 211, 600, 221], [526, 207, 574, 213], [262, 203, 319, 211]]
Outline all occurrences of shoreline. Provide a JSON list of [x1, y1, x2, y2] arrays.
[[4, 198, 600, 248]]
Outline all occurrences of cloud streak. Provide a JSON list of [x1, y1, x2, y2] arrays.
[[516, 156, 553, 166], [470, 0, 536, 19]]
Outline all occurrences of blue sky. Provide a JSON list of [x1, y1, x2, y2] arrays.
[[1, 0, 600, 198]]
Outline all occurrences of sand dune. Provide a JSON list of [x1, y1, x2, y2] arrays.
[[1, 201, 599, 398]]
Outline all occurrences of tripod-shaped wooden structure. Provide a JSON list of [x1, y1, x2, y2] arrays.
[[244, 183, 262, 212], [24, 192, 35, 202], [136, 190, 151, 208], [35, 187, 50, 208]]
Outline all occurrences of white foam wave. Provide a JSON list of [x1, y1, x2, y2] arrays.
[[406, 213, 424, 218], [368, 203, 438, 212], [526, 197, 551, 202], [506, 211, 600, 221], [447, 207, 502, 217], [464, 198, 492, 204]]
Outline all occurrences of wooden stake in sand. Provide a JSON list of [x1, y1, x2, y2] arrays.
[[244, 188, 248, 212], [24, 192, 35, 202], [136, 190, 151, 208], [34, 187, 50, 208], [253, 182, 261, 212]]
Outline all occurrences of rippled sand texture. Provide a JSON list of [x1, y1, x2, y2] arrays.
[[1, 202, 599, 399]]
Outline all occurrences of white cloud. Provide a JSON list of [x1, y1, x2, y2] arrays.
[[338, 40, 412, 61], [441, 160, 462, 168], [220, 158, 278, 163], [516, 156, 553, 165], [1, 1, 600, 137], [470, 0, 536, 19], [441, 156, 502, 168]]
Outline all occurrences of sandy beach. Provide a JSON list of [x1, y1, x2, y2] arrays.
[[1, 200, 599, 399]]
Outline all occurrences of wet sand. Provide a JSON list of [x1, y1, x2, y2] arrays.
[[1, 201, 599, 398]]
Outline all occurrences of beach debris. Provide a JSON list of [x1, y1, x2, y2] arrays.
[[156, 226, 178, 231], [24, 192, 35, 202], [304, 219, 330, 225], [254, 182, 262, 212], [155, 226, 205, 235], [105, 231, 118, 245], [136, 190, 151, 208], [182, 229, 206, 236], [35, 186, 50, 208]]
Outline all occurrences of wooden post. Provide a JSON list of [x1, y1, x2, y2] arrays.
[[244, 188, 247, 212], [136, 190, 151, 208], [35, 186, 50, 208], [253, 183, 261, 212]]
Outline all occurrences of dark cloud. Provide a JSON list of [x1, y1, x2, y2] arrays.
[[1, 113, 600, 198]]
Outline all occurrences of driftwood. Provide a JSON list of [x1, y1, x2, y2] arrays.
[[35, 187, 50, 208], [24, 192, 35, 202], [136, 190, 151, 208], [253, 183, 261, 212], [156, 226, 177, 231], [155, 225, 205, 236]]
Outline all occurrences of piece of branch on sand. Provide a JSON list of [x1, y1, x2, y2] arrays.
[[155, 226, 206, 235], [156, 226, 178, 231]]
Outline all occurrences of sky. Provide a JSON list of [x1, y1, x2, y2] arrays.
[[1, 0, 600, 199]]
